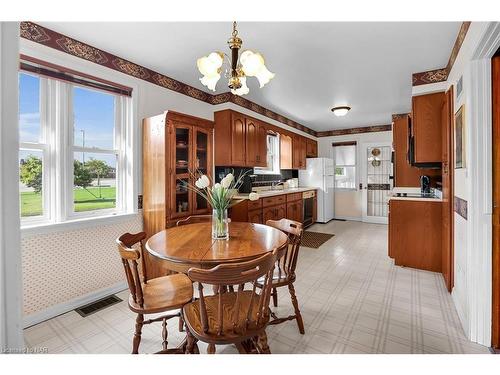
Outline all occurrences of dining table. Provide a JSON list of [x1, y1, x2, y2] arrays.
[[145, 221, 289, 274]]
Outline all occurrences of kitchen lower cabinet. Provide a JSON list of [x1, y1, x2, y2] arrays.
[[388, 199, 442, 272], [248, 209, 263, 224], [263, 204, 286, 222], [231, 190, 316, 226], [286, 200, 303, 222]]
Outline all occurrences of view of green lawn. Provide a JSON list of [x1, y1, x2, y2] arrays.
[[20, 186, 116, 217]]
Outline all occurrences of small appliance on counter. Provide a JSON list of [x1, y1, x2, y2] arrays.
[[286, 178, 299, 188], [420, 175, 431, 195]]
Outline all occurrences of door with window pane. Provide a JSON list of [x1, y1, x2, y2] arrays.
[[192, 127, 212, 214], [362, 143, 392, 223], [171, 123, 192, 219]]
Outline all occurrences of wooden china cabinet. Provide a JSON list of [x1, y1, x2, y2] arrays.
[[142, 111, 213, 277]]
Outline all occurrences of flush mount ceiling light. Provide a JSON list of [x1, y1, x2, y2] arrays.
[[197, 22, 275, 96], [331, 106, 351, 117]]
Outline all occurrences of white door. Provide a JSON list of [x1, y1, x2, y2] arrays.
[[361, 142, 392, 224]]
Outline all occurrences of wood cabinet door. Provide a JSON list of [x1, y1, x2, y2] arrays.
[[262, 206, 277, 223], [256, 122, 268, 167], [280, 134, 293, 169], [287, 201, 303, 222], [170, 122, 193, 219], [275, 204, 287, 221], [292, 135, 301, 169], [248, 209, 263, 224], [412, 92, 444, 163], [192, 126, 213, 215], [231, 112, 246, 166], [245, 117, 258, 166], [306, 139, 318, 158], [300, 137, 307, 168]]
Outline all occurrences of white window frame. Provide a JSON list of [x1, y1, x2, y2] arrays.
[[333, 144, 357, 191], [19, 72, 133, 229], [254, 134, 280, 175]]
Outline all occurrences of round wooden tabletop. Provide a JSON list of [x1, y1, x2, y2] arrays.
[[146, 222, 288, 272]]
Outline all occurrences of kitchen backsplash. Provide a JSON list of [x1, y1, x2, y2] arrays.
[[215, 167, 298, 188]]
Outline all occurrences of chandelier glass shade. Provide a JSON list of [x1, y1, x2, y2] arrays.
[[197, 22, 275, 95]]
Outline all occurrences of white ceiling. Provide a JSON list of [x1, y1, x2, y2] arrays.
[[40, 22, 461, 132]]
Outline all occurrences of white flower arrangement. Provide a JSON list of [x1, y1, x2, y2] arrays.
[[186, 170, 259, 239]]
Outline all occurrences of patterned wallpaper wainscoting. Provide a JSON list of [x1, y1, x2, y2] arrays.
[[21, 215, 142, 316], [454, 196, 468, 220]]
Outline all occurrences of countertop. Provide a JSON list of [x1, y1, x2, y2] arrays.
[[388, 196, 443, 202], [232, 187, 316, 200]]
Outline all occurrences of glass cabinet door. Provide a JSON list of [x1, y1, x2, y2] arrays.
[[192, 127, 211, 214], [171, 124, 192, 218]]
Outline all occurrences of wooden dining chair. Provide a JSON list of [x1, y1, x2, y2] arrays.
[[117, 232, 194, 354], [257, 219, 305, 334], [181, 250, 279, 354], [176, 215, 212, 226]]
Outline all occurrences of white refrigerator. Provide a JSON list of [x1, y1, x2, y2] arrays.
[[298, 158, 335, 223]]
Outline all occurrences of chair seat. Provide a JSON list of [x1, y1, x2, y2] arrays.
[[256, 268, 295, 288], [182, 290, 269, 344], [128, 273, 193, 314]]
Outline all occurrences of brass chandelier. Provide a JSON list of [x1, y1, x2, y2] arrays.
[[197, 22, 275, 96]]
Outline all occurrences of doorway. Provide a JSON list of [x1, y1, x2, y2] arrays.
[[361, 142, 392, 224], [492, 51, 500, 350]]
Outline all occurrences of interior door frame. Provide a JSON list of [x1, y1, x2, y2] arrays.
[[492, 52, 500, 350], [361, 141, 392, 224]]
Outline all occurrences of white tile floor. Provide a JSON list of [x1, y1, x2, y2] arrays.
[[23, 220, 491, 354]]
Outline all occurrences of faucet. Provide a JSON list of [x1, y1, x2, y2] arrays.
[[271, 181, 285, 190]]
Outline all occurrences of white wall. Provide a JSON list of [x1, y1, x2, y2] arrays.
[[0, 22, 24, 350], [318, 131, 392, 220]]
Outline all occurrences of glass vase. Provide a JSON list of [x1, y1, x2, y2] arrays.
[[212, 208, 229, 240]]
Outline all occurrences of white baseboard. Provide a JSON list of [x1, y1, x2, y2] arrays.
[[23, 281, 128, 328]]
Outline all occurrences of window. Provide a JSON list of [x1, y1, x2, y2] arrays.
[[254, 134, 280, 175], [18, 70, 132, 227], [333, 144, 356, 189]]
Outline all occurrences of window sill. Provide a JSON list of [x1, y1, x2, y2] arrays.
[[21, 212, 139, 238]]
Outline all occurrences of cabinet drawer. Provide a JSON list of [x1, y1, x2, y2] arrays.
[[262, 194, 286, 207], [286, 192, 303, 202], [247, 198, 262, 210]]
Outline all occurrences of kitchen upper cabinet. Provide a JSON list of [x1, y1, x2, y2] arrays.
[[306, 138, 318, 158], [257, 123, 268, 167], [245, 117, 259, 166], [292, 135, 306, 169], [411, 92, 445, 164], [214, 109, 267, 167], [280, 133, 293, 169], [393, 115, 440, 187]]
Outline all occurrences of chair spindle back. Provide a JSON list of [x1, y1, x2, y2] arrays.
[[266, 219, 303, 277], [116, 232, 148, 307], [187, 250, 278, 336]]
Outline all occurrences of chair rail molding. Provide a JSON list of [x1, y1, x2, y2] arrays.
[[462, 21, 500, 346], [0, 22, 24, 351]]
